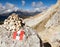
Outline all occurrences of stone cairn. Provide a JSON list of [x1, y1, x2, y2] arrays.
[[3, 13, 22, 32], [0, 13, 41, 47]]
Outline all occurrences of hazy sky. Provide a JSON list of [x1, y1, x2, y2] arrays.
[[0, 0, 57, 10]]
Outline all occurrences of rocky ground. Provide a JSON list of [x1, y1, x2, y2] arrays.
[[24, 0, 60, 47], [0, 13, 41, 47]]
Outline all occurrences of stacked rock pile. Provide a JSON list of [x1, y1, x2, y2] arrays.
[[3, 13, 22, 32]]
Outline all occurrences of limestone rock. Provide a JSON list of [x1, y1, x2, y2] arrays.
[[24, 0, 60, 47], [0, 13, 41, 47]]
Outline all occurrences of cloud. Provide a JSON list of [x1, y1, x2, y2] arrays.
[[32, 2, 36, 7], [36, 1, 44, 7], [32, 1, 48, 12], [5, 3, 19, 11], [0, 3, 2, 8], [0, 3, 5, 10], [32, 1, 46, 7], [0, 3, 6, 14], [5, 3, 15, 9], [0, 3, 19, 14], [22, 0, 25, 6]]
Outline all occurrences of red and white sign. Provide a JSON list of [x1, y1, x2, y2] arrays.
[[13, 29, 25, 40]]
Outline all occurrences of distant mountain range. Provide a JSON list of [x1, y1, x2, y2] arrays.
[[0, 10, 40, 22]]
